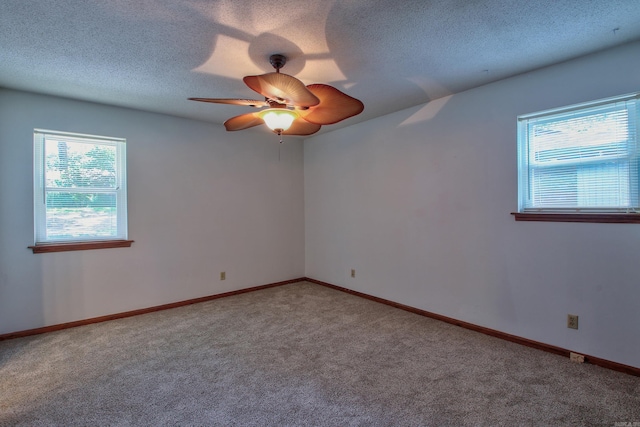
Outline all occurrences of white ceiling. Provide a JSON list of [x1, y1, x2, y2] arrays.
[[2, 0, 640, 135]]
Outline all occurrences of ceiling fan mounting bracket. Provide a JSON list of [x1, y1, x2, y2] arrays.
[[269, 54, 287, 72]]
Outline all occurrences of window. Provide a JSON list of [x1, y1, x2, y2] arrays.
[[517, 93, 640, 220], [33, 129, 128, 247]]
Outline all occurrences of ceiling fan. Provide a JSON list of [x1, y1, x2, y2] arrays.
[[189, 54, 364, 139]]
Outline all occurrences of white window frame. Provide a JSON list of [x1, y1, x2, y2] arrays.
[[33, 129, 128, 244], [517, 93, 640, 215]]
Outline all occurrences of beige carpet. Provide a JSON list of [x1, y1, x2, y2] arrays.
[[1, 281, 639, 426]]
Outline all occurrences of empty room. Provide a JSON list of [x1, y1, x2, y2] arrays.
[[1, 0, 639, 425]]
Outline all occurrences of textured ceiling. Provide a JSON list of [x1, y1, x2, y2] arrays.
[[1, 0, 640, 135]]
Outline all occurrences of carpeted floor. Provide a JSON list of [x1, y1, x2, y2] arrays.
[[1, 281, 639, 426]]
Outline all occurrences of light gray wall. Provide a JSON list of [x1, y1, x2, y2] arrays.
[[304, 41, 640, 369], [3, 42, 640, 370], [0, 90, 305, 335]]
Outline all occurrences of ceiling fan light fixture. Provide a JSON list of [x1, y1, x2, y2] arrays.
[[259, 108, 298, 132]]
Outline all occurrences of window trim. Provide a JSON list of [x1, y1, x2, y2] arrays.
[[29, 240, 134, 254], [33, 129, 128, 245], [511, 212, 640, 224], [516, 92, 640, 223]]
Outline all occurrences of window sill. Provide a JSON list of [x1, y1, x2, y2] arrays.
[[511, 213, 640, 224], [29, 240, 134, 254]]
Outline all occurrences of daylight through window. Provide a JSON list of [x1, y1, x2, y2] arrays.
[[517, 93, 640, 213], [34, 130, 127, 244]]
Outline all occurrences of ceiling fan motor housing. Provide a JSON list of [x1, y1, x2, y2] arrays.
[[269, 54, 287, 71]]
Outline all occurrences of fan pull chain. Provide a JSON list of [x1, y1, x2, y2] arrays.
[[276, 130, 282, 161]]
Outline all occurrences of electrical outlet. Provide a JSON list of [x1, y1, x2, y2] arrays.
[[351, 269, 355, 278], [220, 271, 226, 281], [567, 314, 579, 329], [570, 352, 585, 363]]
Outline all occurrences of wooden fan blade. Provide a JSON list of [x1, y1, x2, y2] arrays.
[[298, 84, 364, 125], [282, 117, 322, 136], [243, 73, 320, 108], [189, 98, 268, 108], [224, 112, 264, 131]]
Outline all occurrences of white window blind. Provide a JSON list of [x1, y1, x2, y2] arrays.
[[34, 129, 127, 243], [517, 93, 640, 213]]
